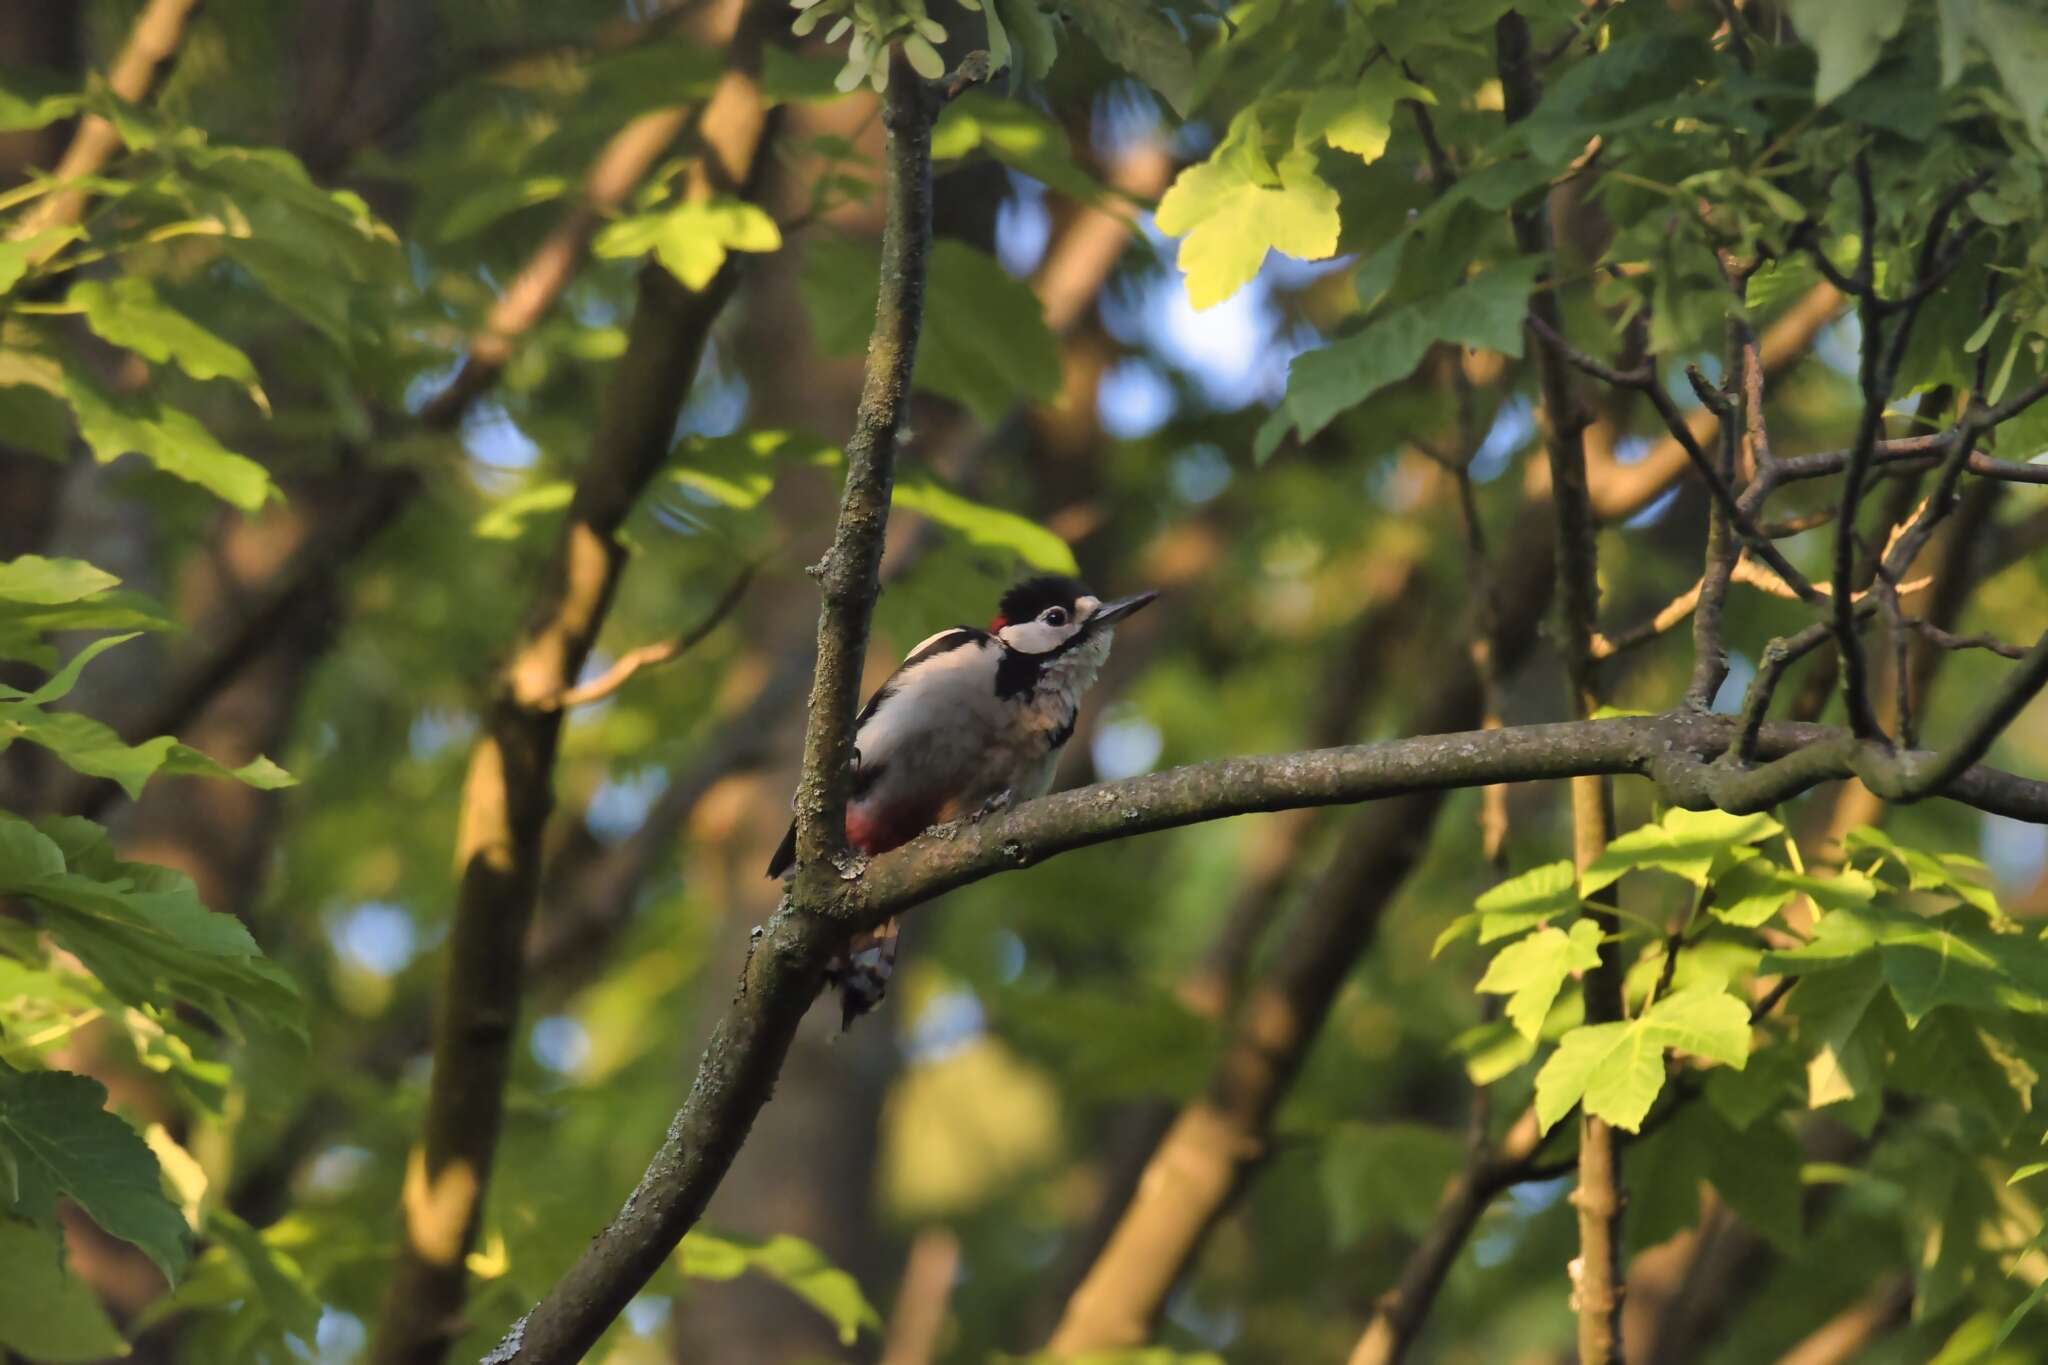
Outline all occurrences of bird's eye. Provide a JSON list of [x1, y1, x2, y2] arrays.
[[1042, 607, 1068, 627]]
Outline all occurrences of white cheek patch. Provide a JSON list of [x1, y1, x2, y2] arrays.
[[1000, 621, 1062, 653]]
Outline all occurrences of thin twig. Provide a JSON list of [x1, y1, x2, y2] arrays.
[[1525, 314, 1826, 608], [1907, 620, 2030, 660], [543, 561, 760, 709]]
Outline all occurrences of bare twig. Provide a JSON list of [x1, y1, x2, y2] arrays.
[[542, 561, 759, 709], [1908, 620, 2030, 660], [1524, 314, 1824, 608], [790, 54, 949, 882]]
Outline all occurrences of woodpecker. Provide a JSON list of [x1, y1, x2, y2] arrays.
[[768, 574, 1158, 1026]]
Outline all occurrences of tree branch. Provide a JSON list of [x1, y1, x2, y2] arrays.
[[1496, 13, 1624, 1359], [475, 49, 979, 1365], [71, 39, 745, 819], [489, 709, 2048, 1364], [367, 62, 775, 1365], [788, 53, 940, 882], [9, 0, 197, 252], [539, 560, 758, 709], [1348, 1109, 1553, 1365]]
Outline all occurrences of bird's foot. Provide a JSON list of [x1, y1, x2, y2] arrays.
[[970, 789, 1013, 823]]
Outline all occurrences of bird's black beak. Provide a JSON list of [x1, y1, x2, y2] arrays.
[[1088, 590, 1159, 628]]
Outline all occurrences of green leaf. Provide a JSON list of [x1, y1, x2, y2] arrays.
[[433, 175, 570, 243], [474, 481, 575, 541], [893, 477, 1079, 575], [1069, 0, 1197, 116], [59, 368, 275, 511], [931, 92, 1106, 201], [1474, 859, 1579, 942], [0, 1067, 192, 1283], [0, 556, 120, 607], [1893, 1009, 2036, 1136], [1320, 1122, 1463, 1243], [1, 633, 137, 707], [1844, 827, 2006, 919], [1581, 807, 1783, 895], [1297, 67, 1432, 163], [0, 706, 292, 798], [1784, 954, 1888, 1122], [0, 228, 77, 297], [205, 1210, 321, 1339], [1705, 1041, 1802, 1130], [1939, 0, 2048, 155], [801, 238, 1060, 421], [0, 68, 82, 133], [1627, 1103, 1803, 1254], [70, 276, 264, 399], [678, 1231, 881, 1346], [0, 1220, 129, 1361], [593, 196, 783, 291], [1790, 0, 1910, 103], [1451, 1016, 1539, 1086], [1710, 855, 1875, 929], [1155, 111, 1340, 309], [1431, 911, 1479, 957], [1262, 257, 1544, 453], [1769, 905, 2048, 1026], [1535, 985, 1749, 1132], [1477, 918, 1603, 1041]]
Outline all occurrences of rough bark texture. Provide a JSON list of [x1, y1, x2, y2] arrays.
[[787, 58, 935, 883]]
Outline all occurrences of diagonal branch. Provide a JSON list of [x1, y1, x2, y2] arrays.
[[477, 48, 982, 1365], [367, 57, 776, 1365], [9, 0, 197, 251], [539, 560, 759, 710]]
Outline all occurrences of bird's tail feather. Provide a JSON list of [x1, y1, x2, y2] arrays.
[[826, 918, 899, 1030], [766, 818, 797, 879]]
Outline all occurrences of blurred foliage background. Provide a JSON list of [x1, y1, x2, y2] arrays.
[[3, 1, 2048, 1363]]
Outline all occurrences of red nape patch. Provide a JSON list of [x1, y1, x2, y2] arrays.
[[988, 616, 1008, 631], [846, 801, 935, 857]]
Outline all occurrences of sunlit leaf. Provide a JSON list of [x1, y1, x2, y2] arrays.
[[594, 197, 783, 291], [1156, 113, 1339, 310], [678, 1230, 880, 1345], [1535, 985, 1750, 1132], [1477, 918, 1603, 1041]]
